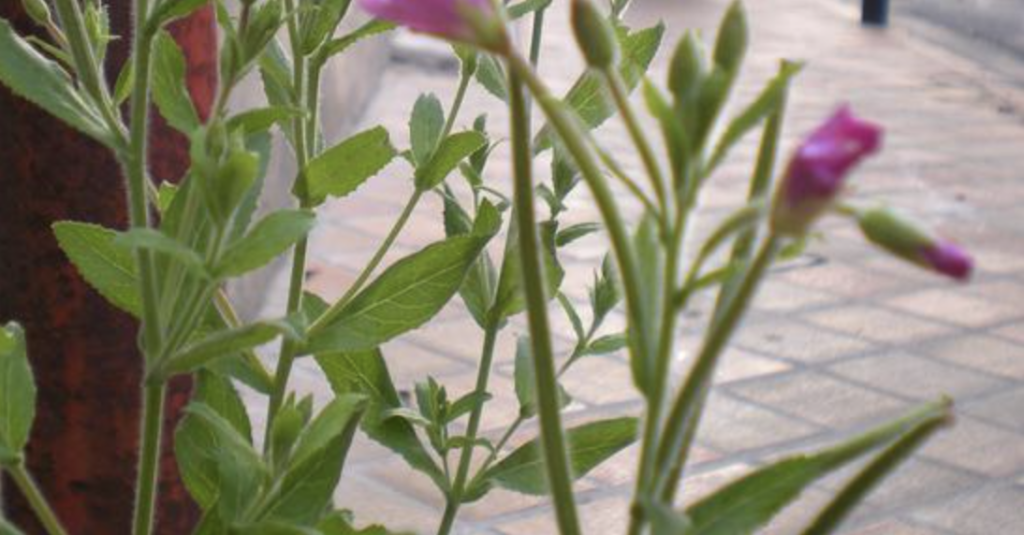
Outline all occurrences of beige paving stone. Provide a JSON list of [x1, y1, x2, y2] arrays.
[[923, 334, 1024, 380], [729, 371, 907, 429], [560, 355, 640, 406], [380, 340, 472, 387], [781, 261, 912, 298], [885, 288, 1021, 328], [828, 351, 1005, 400], [962, 387, 1024, 431], [920, 417, 1024, 477], [334, 473, 441, 533], [804, 305, 952, 345], [495, 493, 631, 535], [732, 318, 875, 364], [678, 463, 754, 506], [698, 392, 821, 452], [845, 520, 939, 535], [991, 322, 1024, 345], [912, 485, 1024, 535], [588, 442, 722, 489], [751, 279, 841, 314]]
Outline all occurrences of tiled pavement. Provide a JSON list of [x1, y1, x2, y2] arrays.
[[251, 0, 1024, 533]]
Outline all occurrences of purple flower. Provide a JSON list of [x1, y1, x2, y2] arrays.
[[922, 241, 973, 281], [359, 0, 495, 42], [772, 106, 883, 235]]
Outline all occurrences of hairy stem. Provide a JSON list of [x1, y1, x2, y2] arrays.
[[132, 384, 166, 535], [8, 464, 69, 535], [508, 68, 581, 535]]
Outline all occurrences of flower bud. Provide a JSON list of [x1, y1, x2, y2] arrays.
[[713, 1, 748, 74], [571, 0, 618, 70], [771, 106, 882, 236], [858, 208, 973, 281], [22, 0, 54, 27], [359, 0, 503, 49], [668, 31, 705, 101]]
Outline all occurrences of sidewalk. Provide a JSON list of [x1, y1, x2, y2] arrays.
[[255, 0, 1024, 533]]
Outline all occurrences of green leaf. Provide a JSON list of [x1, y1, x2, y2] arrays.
[[227, 106, 303, 134], [493, 221, 564, 321], [116, 228, 208, 279], [535, 22, 665, 151], [704, 61, 802, 176], [318, 19, 396, 65], [645, 500, 694, 535], [556, 222, 601, 247], [113, 60, 135, 105], [482, 417, 638, 495], [410, 93, 445, 168], [53, 221, 139, 316], [445, 391, 492, 424], [149, 0, 209, 29], [304, 126, 397, 205], [158, 318, 302, 378], [0, 19, 113, 146], [152, 31, 201, 134], [684, 400, 952, 535], [585, 333, 628, 356], [415, 131, 488, 191], [175, 403, 265, 512], [513, 336, 570, 419], [216, 210, 316, 277], [443, 194, 499, 328], [508, 0, 553, 19], [304, 232, 494, 354], [193, 370, 252, 443], [263, 395, 366, 525], [315, 350, 446, 489], [474, 53, 507, 102], [0, 323, 35, 464], [0, 518, 26, 535], [299, 0, 352, 54]]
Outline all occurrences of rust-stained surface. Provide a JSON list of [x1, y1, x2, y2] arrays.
[[0, 1, 217, 532]]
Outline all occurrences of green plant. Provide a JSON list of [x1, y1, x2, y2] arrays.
[[0, 0, 971, 533]]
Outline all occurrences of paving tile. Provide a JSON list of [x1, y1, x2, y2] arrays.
[[678, 463, 754, 506], [962, 387, 1024, 431], [494, 493, 631, 535], [589, 443, 722, 489], [698, 392, 820, 452], [886, 288, 1021, 328], [912, 485, 1024, 535], [732, 318, 874, 364], [781, 261, 911, 298], [804, 305, 953, 346], [991, 322, 1024, 345], [828, 351, 1005, 400], [334, 473, 441, 533], [823, 458, 981, 514], [923, 334, 1024, 380], [730, 370, 907, 429], [844, 519, 939, 535], [751, 279, 841, 314], [920, 417, 1024, 477], [380, 339, 471, 387], [560, 355, 641, 405]]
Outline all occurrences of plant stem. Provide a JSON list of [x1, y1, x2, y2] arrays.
[[653, 235, 780, 498], [508, 68, 581, 535], [436, 323, 500, 535], [602, 69, 669, 217], [132, 384, 167, 535], [505, 51, 650, 399], [7, 464, 68, 535]]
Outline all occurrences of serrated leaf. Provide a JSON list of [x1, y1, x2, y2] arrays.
[[535, 22, 665, 151], [304, 126, 396, 205], [263, 395, 366, 524], [227, 106, 303, 134], [410, 93, 445, 168], [493, 221, 564, 320], [684, 400, 951, 535], [53, 221, 139, 316], [482, 417, 638, 495], [0, 323, 35, 463], [0, 19, 113, 146], [116, 228, 208, 279], [149, 0, 209, 29], [415, 131, 488, 191], [513, 336, 570, 419], [586, 333, 628, 356], [556, 222, 601, 247], [474, 53, 508, 102], [315, 349, 447, 489], [193, 370, 252, 443], [318, 19, 396, 64], [216, 210, 316, 277], [304, 232, 494, 354], [158, 318, 302, 379], [152, 31, 200, 134]]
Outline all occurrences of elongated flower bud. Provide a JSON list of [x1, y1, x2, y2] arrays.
[[771, 106, 882, 235], [22, 0, 54, 27], [359, 0, 503, 49], [858, 208, 973, 280], [668, 31, 705, 100], [714, 1, 748, 74], [572, 0, 618, 70]]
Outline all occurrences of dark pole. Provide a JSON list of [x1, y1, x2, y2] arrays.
[[0, 1, 216, 533], [862, 0, 890, 26]]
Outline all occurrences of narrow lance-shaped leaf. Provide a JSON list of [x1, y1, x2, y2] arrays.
[[478, 417, 639, 496], [152, 31, 201, 134], [303, 126, 397, 205], [415, 131, 488, 191], [116, 228, 209, 279], [304, 229, 496, 354], [52, 221, 140, 316], [684, 399, 952, 535], [0, 323, 35, 465], [0, 20, 114, 147], [317, 19, 397, 65], [215, 210, 316, 277], [315, 349, 447, 489], [410, 93, 445, 168], [157, 317, 303, 379]]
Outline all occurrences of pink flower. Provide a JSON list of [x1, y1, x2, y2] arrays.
[[359, 0, 495, 42], [772, 106, 883, 235], [922, 241, 973, 281]]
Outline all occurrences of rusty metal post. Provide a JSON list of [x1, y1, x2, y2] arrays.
[[0, 1, 217, 532]]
